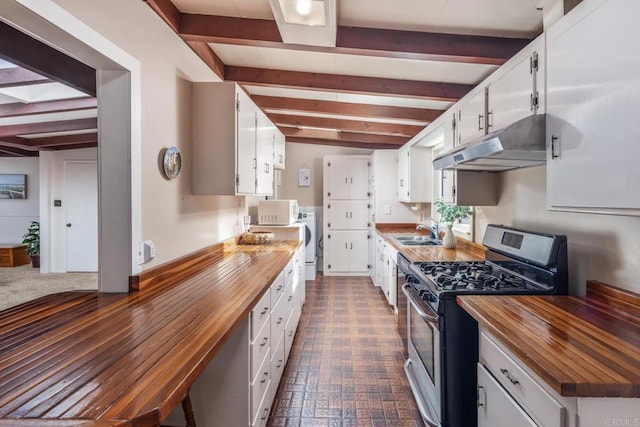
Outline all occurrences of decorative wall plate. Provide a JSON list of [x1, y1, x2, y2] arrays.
[[162, 146, 182, 179]]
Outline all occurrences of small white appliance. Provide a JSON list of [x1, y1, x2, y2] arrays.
[[298, 212, 317, 280], [258, 200, 299, 225]]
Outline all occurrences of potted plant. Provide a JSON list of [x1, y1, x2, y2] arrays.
[[22, 220, 40, 268], [433, 199, 471, 249]]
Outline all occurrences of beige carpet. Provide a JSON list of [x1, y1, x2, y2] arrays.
[[0, 265, 98, 311]]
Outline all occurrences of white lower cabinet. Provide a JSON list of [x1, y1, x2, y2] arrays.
[[326, 230, 369, 274], [163, 250, 305, 427], [477, 363, 537, 427]]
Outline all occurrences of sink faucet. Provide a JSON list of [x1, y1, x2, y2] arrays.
[[416, 218, 440, 239]]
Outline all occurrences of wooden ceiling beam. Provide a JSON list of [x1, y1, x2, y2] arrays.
[[0, 118, 97, 138], [279, 126, 409, 145], [178, 13, 529, 65], [0, 144, 39, 157], [143, 0, 226, 80], [228, 67, 471, 102], [0, 98, 97, 118], [269, 113, 423, 137], [253, 95, 442, 123], [0, 22, 96, 96], [24, 132, 98, 148], [43, 142, 97, 151], [285, 137, 400, 150], [0, 67, 51, 88]]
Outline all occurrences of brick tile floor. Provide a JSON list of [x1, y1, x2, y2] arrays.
[[268, 275, 422, 427]]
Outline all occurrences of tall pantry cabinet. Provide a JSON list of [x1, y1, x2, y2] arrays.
[[323, 156, 371, 276]]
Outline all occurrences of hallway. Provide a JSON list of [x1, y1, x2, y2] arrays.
[[268, 276, 422, 426]]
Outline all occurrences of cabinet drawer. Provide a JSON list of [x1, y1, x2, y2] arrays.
[[284, 306, 300, 362], [251, 378, 271, 427], [250, 318, 271, 381], [479, 331, 565, 427], [251, 289, 271, 340], [477, 363, 537, 427], [250, 349, 271, 422], [271, 286, 290, 339], [284, 259, 295, 289], [270, 272, 285, 308], [270, 330, 286, 404]]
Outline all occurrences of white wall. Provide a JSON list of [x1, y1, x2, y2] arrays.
[[39, 148, 97, 273], [0, 158, 39, 243], [476, 166, 640, 295], [53, 0, 246, 269], [372, 150, 423, 224]]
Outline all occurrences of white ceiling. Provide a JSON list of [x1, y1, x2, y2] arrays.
[[175, 0, 543, 36]]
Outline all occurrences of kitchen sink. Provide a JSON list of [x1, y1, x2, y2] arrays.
[[393, 236, 441, 246]]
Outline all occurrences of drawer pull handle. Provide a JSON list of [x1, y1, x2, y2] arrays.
[[500, 368, 520, 385], [277, 359, 283, 368], [261, 407, 269, 421], [276, 285, 283, 291], [260, 337, 268, 347], [260, 307, 268, 315], [288, 330, 294, 337], [288, 296, 293, 302], [277, 317, 283, 325], [261, 371, 268, 383], [477, 385, 485, 408]]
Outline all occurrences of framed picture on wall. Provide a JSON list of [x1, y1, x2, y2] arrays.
[[0, 174, 27, 199], [298, 167, 311, 187]]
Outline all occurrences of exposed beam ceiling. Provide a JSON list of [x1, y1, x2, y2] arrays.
[[0, 145, 39, 157], [146, 1, 538, 150], [269, 113, 422, 137], [226, 66, 472, 102], [0, 67, 52, 88], [0, 21, 96, 96], [0, 118, 97, 138], [179, 14, 530, 65], [252, 95, 441, 123], [0, 98, 97, 118], [22, 132, 98, 148]]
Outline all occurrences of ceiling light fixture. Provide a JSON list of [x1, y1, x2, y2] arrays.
[[296, 0, 312, 16]]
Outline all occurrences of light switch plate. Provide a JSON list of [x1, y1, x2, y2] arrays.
[[137, 240, 155, 265], [384, 205, 391, 215]]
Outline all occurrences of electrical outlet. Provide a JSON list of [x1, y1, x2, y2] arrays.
[[137, 240, 155, 265]]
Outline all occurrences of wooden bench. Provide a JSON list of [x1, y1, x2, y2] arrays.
[[0, 244, 30, 267]]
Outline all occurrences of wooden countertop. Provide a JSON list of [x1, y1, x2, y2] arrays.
[[458, 281, 640, 397], [0, 239, 299, 425], [375, 223, 484, 262]]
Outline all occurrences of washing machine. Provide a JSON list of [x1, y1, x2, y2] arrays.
[[298, 212, 316, 280]]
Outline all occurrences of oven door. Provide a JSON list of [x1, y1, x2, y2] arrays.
[[403, 283, 441, 427]]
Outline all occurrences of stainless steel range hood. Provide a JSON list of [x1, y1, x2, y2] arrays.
[[433, 114, 546, 172]]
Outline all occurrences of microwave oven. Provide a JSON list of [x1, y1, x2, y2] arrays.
[[258, 200, 299, 225]]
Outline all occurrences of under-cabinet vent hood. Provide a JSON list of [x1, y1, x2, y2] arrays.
[[433, 115, 546, 172]]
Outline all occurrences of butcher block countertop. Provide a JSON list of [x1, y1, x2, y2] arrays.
[[0, 239, 299, 425], [375, 223, 484, 262], [458, 281, 640, 398]]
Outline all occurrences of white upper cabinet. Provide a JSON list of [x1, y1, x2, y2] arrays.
[[273, 128, 285, 170], [546, 0, 640, 214], [256, 110, 274, 195], [456, 87, 486, 146], [397, 144, 432, 203], [487, 36, 544, 132], [326, 200, 370, 230], [192, 82, 275, 196], [326, 157, 369, 200]]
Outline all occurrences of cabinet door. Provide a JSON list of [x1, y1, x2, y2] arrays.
[[348, 231, 370, 272], [442, 112, 457, 153], [477, 364, 537, 427], [487, 39, 540, 132], [347, 200, 370, 230], [273, 129, 285, 169], [255, 112, 274, 195], [326, 232, 350, 272], [348, 158, 370, 200], [457, 88, 486, 146], [440, 170, 456, 204], [326, 200, 350, 230], [546, 0, 640, 211], [326, 157, 350, 200], [397, 146, 409, 201], [236, 89, 257, 194]]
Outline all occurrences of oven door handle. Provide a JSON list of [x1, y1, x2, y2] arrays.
[[404, 359, 441, 427], [402, 283, 439, 324]]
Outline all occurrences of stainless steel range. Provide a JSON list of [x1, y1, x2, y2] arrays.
[[398, 224, 568, 427]]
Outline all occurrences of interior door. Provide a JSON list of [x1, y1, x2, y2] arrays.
[[65, 161, 98, 272]]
